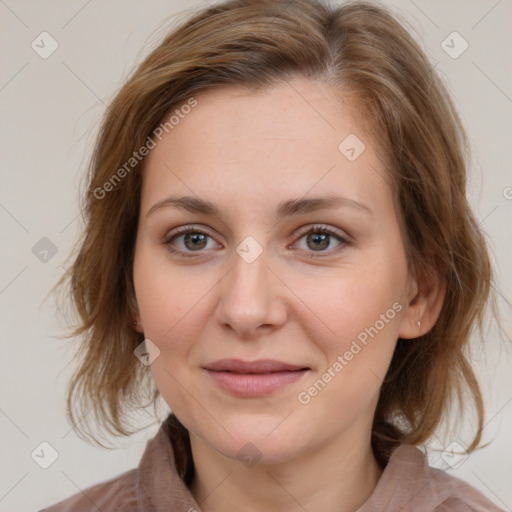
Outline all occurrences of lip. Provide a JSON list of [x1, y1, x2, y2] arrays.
[[203, 359, 310, 397]]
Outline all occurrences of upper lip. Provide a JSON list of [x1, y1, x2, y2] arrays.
[[203, 359, 309, 373]]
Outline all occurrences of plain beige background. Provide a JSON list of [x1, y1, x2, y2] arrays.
[[1, 1, 511, 511]]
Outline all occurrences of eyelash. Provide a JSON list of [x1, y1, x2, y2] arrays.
[[162, 224, 351, 259]]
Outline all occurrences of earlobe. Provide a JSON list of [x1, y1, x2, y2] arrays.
[[131, 318, 144, 333]]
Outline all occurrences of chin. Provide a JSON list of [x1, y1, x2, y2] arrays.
[[193, 413, 312, 466]]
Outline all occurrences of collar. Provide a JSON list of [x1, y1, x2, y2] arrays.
[[134, 413, 464, 512]]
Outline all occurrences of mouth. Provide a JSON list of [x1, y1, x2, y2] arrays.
[[202, 359, 310, 397]]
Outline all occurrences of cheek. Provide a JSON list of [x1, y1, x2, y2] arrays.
[[293, 275, 403, 429], [133, 246, 210, 340], [133, 258, 203, 410], [134, 262, 206, 412], [288, 255, 407, 412], [291, 261, 405, 348]]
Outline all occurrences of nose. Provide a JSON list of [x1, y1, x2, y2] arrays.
[[214, 245, 287, 339]]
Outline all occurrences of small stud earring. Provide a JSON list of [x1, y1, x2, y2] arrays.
[[417, 320, 422, 329], [133, 320, 138, 326]]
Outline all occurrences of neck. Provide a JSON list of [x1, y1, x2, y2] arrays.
[[188, 426, 383, 512]]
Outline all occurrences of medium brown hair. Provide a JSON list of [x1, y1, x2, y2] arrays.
[[55, 0, 497, 463]]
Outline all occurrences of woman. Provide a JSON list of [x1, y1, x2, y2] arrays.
[[41, 0, 505, 510]]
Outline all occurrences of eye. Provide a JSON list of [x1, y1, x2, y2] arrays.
[[163, 226, 220, 257], [292, 224, 350, 256]]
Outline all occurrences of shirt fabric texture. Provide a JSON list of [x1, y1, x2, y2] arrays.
[[40, 413, 504, 512]]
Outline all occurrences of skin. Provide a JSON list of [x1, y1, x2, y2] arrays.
[[132, 78, 445, 512]]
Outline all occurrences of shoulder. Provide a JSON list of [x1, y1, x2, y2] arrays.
[[38, 413, 193, 512], [424, 464, 504, 512], [39, 468, 138, 512], [359, 445, 505, 512]]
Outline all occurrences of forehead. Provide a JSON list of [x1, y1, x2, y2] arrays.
[[141, 78, 389, 216]]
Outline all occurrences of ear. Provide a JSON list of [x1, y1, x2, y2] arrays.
[[398, 263, 447, 339]]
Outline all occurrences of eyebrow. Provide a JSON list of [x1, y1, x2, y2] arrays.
[[146, 194, 373, 219]]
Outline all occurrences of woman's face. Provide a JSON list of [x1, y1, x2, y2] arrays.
[[133, 78, 419, 464]]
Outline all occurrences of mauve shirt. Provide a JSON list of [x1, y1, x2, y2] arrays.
[[40, 413, 504, 512]]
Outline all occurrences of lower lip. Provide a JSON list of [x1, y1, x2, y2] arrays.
[[206, 369, 308, 397]]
